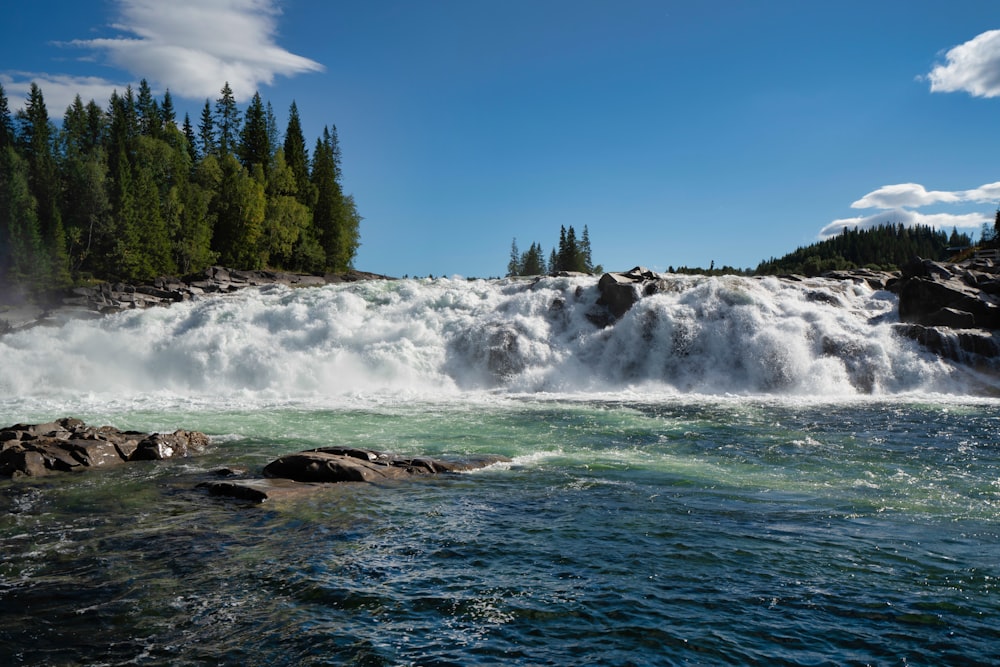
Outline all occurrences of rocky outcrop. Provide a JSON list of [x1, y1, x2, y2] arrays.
[[2, 418, 508, 500], [896, 258, 1000, 330], [199, 447, 511, 502], [65, 267, 393, 315], [0, 418, 210, 478]]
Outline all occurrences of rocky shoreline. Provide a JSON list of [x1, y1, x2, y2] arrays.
[[0, 266, 394, 333], [0, 418, 510, 502]]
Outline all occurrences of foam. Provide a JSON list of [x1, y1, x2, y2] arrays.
[[0, 275, 987, 405]]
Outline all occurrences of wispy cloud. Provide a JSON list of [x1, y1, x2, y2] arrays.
[[850, 182, 1000, 209], [927, 29, 1000, 98], [3, 0, 323, 113], [820, 209, 989, 238], [69, 0, 324, 101]]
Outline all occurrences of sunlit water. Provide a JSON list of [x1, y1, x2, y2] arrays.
[[1, 276, 998, 665]]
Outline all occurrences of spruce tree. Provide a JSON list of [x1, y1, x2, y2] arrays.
[[161, 89, 176, 127], [214, 82, 240, 156], [182, 113, 198, 163], [238, 92, 270, 173], [198, 100, 215, 157], [283, 101, 313, 206], [508, 238, 521, 276], [136, 78, 159, 137]]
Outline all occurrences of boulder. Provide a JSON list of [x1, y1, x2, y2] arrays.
[[596, 267, 663, 319], [262, 446, 510, 485]]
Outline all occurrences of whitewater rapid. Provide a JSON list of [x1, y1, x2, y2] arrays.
[[0, 274, 979, 404]]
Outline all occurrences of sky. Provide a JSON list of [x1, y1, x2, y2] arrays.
[[3, 0, 1000, 277]]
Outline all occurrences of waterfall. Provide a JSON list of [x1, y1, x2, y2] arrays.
[[0, 274, 977, 401]]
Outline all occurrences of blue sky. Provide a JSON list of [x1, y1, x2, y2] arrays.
[[3, 1, 1000, 277]]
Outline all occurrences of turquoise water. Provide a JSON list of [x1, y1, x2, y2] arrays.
[[2, 277, 999, 664], [2, 398, 999, 665]]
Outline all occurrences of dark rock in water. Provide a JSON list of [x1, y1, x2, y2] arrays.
[[596, 267, 661, 320], [262, 446, 510, 484], [0, 418, 211, 478], [199, 478, 326, 503], [199, 446, 510, 502], [892, 323, 1000, 363]]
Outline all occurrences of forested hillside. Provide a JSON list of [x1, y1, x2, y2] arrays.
[[754, 223, 975, 276], [0, 80, 360, 299]]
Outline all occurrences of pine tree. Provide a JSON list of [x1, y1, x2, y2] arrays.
[[283, 101, 313, 206], [161, 89, 176, 128], [182, 113, 198, 163], [238, 92, 270, 173], [265, 102, 280, 157], [198, 99, 215, 157], [136, 78, 159, 137], [507, 238, 521, 276], [311, 125, 358, 271], [214, 82, 240, 156]]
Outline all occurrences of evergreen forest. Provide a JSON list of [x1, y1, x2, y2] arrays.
[[754, 223, 976, 276], [0, 80, 360, 299]]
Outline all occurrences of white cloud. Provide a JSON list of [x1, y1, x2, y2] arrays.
[[851, 181, 1000, 210], [4, 0, 324, 110], [819, 208, 989, 238], [927, 29, 1000, 98]]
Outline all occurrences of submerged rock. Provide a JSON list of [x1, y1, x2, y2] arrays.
[[0, 418, 210, 478]]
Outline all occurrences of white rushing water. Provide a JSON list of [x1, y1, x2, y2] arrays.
[[0, 274, 985, 408]]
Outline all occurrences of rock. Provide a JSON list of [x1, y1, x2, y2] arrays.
[[198, 478, 325, 503], [0, 419, 211, 477], [893, 323, 1000, 362], [262, 446, 510, 484], [595, 267, 667, 319], [894, 258, 1000, 330], [130, 430, 210, 461]]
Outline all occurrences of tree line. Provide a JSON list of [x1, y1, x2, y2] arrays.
[[0, 80, 360, 298], [754, 223, 975, 276], [507, 225, 601, 276]]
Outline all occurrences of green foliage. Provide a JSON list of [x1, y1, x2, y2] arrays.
[[0, 146, 47, 291], [754, 223, 971, 276], [0, 82, 363, 300]]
